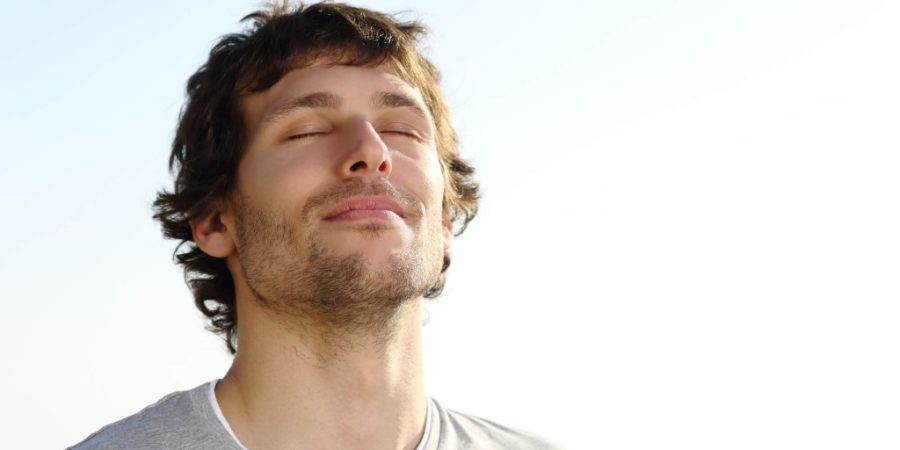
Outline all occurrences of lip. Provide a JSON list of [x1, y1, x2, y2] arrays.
[[321, 196, 407, 221]]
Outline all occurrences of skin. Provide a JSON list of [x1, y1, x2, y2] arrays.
[[190, 63, 453, 450]]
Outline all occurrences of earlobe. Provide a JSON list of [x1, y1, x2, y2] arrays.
[[190, 209, 236, 258]]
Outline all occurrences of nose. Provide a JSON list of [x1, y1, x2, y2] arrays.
[[338, 120, 393, 179]]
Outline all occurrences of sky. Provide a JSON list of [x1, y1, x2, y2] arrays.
[[1, 0, 898, 448]]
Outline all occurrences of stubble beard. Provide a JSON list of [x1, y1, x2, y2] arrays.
[[232, 182, 444, 353]]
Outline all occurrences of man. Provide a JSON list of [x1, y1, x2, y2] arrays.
[[69, 2, 558, 450]]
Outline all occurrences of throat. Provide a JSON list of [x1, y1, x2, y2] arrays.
[[214, 299, 428, 450]]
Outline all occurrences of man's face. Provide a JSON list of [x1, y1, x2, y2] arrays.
[[223, 63, 450, 334]]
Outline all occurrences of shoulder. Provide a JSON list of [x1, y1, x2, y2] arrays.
[[430, 398, 563, 450], [67, 382, 237, 450]]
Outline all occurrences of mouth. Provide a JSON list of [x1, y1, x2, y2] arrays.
[[321, 196, 407, 222]]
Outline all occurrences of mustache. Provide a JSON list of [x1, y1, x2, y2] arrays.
[[302, 178, 420, 219]]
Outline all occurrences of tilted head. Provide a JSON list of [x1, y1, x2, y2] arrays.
[[153, 1, 479, 353]]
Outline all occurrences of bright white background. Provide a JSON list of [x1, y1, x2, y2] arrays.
[[1, 1, 898, 449]]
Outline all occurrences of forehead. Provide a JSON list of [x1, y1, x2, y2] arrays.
[[241, 63, 431, 130]]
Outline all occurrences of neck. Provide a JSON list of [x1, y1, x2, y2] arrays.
[[215, 299, 428, 450]]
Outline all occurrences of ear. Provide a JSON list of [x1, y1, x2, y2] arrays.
[[190, 205, 236, 258], [442, 207, 454, 253]]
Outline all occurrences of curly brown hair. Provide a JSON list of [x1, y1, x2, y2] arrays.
[[152, 1, 479, 354]]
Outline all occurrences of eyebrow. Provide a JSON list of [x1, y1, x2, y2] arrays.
[[371, 91, 430, 122], [261, 92, 342, 126], [260, 90, 431, 126]]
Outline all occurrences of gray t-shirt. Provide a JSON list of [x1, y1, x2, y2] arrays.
[[69, 382, 559, 449]]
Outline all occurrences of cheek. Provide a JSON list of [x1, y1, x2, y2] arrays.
[[393, 151, 445, 210], [422, 155, 445, 205], [237, 147, 327, 209]]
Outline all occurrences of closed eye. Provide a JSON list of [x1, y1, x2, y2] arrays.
[[380, 129, 422, 140], [287, 131, 328, 141]]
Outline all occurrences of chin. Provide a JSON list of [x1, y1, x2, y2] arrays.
[[324, 237, 411, 264]]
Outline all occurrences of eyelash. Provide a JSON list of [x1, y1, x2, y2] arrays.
[[381, 130, 420, 139], [286, 129, 421, 141], [287, 131, 327, 140]]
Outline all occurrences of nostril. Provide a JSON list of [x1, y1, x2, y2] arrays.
[[350, 161, 366, 171]]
